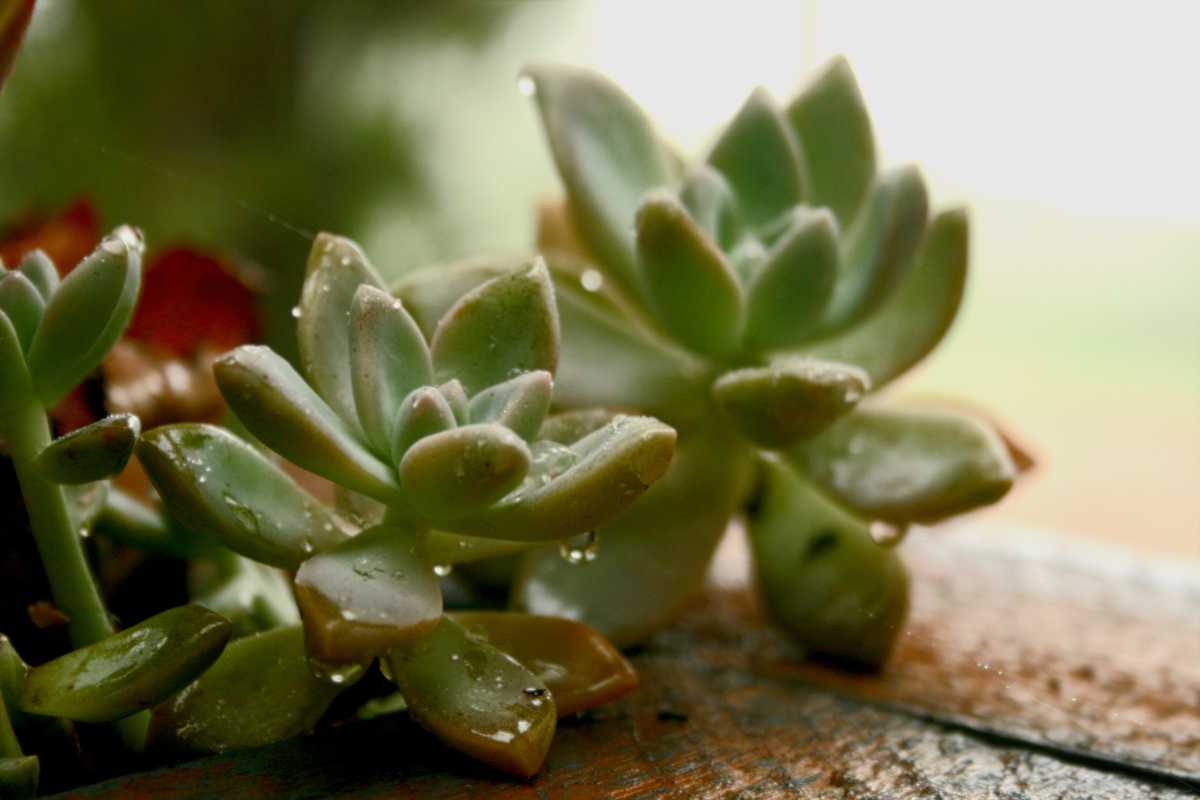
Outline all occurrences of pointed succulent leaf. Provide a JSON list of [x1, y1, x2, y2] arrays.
[[437, 379, 469, 425], [350, 285, 432, 455], [139, 424, 349, 568], [536, 408, 616, 445], [193, 554, 300, 637], [215, 346, 400, 502], [443, 415, 675, 542], [707, 87, 807, 229], [748, 456, 908, 669], [294, 524, 442, 665], [430, 260, 558, 396], [524, 64, 674, 296], [0, 312, 31, 418], [785, 56, 877, 225], [678, 165, 742, 251], [800, 209, 969, 388], [146, 626, 346, 755], [451, 612, 637, 718], [742, 207, 839, 352], [399, 423, 531, 521], [423, 530, 536, 567], [0, 272, 43, 352], [0, 757, 37, 800], [27, 226, 144, 407], [15, 250, 58, 302], [93, 487, 212, 559], [713, 359, 869, 449], [390, 386, 457, 464], [822, 165, 928, 333], [788, 406, 1016, 523], [19, 606, 231, 723], [636, 193, 743, 357], [390, 256, 516, 338], [468, 370, 552, 441], [385, 616, 556, 778], [514, 431, 754, 647], [34, 413, 139, 484], [297, 234, 386, 431]]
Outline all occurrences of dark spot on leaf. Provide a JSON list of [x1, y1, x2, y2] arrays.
[[804, 530, 839, 559]]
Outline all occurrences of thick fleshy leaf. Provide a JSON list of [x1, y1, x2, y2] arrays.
[[351, 285, 432, 455], [787, 406, 1016, 523], [636, 193, 743, 357], [297, 233, 385, 430], [423, 531, 536, 567], [678, 165, 742, 251], [468, 370, 552, 441], [192, 553, 300, 637], [0, 757, 37, 800], [27, 226, 144, 407], [0, 311, 31, 418], [93, 487, 211, 559], [34, 413, 139, 484], [799, 209, 969, 388], [294, 524, 442, 664], [707, 87, 806, 228], [524, 64, 674, 297], [742, 207, 839, 351], [398, 423, 531, 521], [389, 257, 516, 338], [442, 415, 675, 543], [747, 456, 908, 669], [430, 260, 558, 396], [785, 56, 876, 225], [385, 616, 556, 778], [19, 606, 231, 723], [437, 379, 469, 425], [513, 431, 754, 647], [146, 626, 346, 755], [712, 359, 869, 449], [390, 386, 457, 464], [451, 612, 637, 718], [822, 166, 928, 333], [16, 251, 59, 302], [0, 271, 42, 351], [214, 345, 400, 502], [537, 408, 616, 445], [138, 423, 349, 568], [0, 0, 34, 92]]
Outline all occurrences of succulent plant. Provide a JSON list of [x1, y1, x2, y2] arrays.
[[395, 58, 1019, 666], [137, 234, 674, 777]]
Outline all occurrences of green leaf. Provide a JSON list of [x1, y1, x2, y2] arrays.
[[215, 346, 400, 502], [437, 379, 469, 425], [468, 370, 552, 441], [139, 423, 349, 568], [146, 626, 346, 755], [385, 616, 556, 778], [524, 64, 674, 297], [707, 87, 806, 229], [26, 227, 144, 407], [536, 408, 616, 445], [390, 256, 517, 338], [787, 406, 1016, 523], [34, 413, 139, 485], [422, 530, 535, 567], [443, 415, 676, 543], [93, 487, 212, 559], [398, 424, 531, 521], [19, 606, 231, 723], [513, 431, 754, 648], [390, 386, 457, 465], [0, 272, 43, 352], [294, 524, 442, 664], [0, 312, 31, 418], [798, 209, 969, 388], [678, 164, 742, 251], [297, 233, 386, 431], [192, 553, 300, 637], [785, 56, 876, 225], [430, 259, 558, 396], [636, 193, 743, 357], [742, 207, 839, 352], [450, 612, 637, 718], [16, 250, 58, 302], [822, 166, 928, 333], [0, 757, 38, 800], [747, 456, 908, 669], [712, 359, 869, 449]]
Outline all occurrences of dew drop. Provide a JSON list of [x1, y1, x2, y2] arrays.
[[433, 563, 453, 577], [78, 526, 91, 539], [291, 305, 302, 319], [559, 530, 600, 565], [869, 520, 909, 547], [517, 74, 536, 96], [580, 269, 604, 292], [308, 658, 365, 686]]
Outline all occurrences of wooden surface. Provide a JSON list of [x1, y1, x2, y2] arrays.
[[60, 526, 1200, 798]]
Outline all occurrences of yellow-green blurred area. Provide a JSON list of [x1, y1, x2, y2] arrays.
[[2, 1, 1195, 555]]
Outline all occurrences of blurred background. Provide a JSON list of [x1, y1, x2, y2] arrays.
[[2, 0, 1195, 557]]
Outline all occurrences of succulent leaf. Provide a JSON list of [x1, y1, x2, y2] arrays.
[[0, 271, 43, 352], [19, 606, 231, 723], [422, 530, 535, 567], [215, 345, 400, 502], [26, 226, 144, 407], [16, 250, 58, 302], [390, 386, 457, 465], [192, 554, 301, 637], [636, 193, 744, 357], [294, 524, 443, 664], [437, 379, 470, 425], [536, 408, 617, 445], [450, 612, 637, 718], [0, 757, 38, 800], [430, 259, 558, 396], [34, 413, 139, 485], [468, 370, 552, 441], [678, 164, 743, 251], [398, 423, 532, 521], [350, 285, 433, 454], [138, 423, 349, 568], [712, 359, 869, 449], [389, 256, 517, 337], [385, 616, 556, 778], [787, 406, 1016, 523], [0, 311, 31, 418], [785, 56, 877, 225], [747, 456, 908, 669]]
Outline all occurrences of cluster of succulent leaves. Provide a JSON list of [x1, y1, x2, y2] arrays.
[[394, 58, 1019, 664]]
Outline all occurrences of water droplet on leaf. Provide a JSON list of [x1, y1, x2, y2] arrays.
[[433, 563, 453, 577], [291, 305, 302, 319], [517, 74, 536, 96], [559, 530, 600, 565], [580, 269, 604, 292], [869, 520, 908, 547]]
